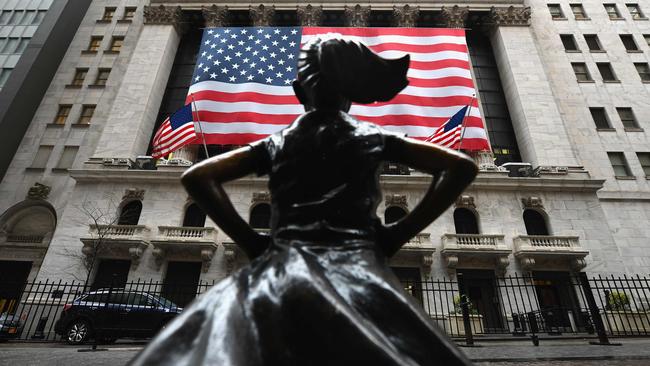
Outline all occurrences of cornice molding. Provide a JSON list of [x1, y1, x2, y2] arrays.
[[143, 5, 184, 32], [485, 6, 531, 27]]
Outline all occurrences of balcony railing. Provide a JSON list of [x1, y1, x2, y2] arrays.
[[514, 235, 583, 251], [441, 234, 510, 271], [89, 224, 149, 238], [157, 226, 218, 242], [6, 234, 44, 244], [442, 233, 507, 250], [513, 235, 588, 270]]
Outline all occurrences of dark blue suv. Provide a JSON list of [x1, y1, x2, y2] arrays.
[[54, 290, 182, 345]]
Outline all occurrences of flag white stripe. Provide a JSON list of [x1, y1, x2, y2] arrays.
[[375, 50, 468, 62], [154, 125, 196, 150], [301, 34, 468, 46], [407, 67, 471, 79], [383, 125, 486, 138]]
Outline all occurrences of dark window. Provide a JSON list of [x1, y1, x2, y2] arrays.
[[570, 4, 588, 19], [183, 203, 206, 227], [523, 209, 549, 236], [87, 36, 102, 52], [572, 62, 592, 81], [78, 105, 95, 124], [250, 203, 271, 229], [118, 200, 142, 225], [91, 259, 131, 289], [608, 152, 633, 177], [123, 7, 136, 21], [634, 63, 650, 82], [604, 4, 622, 18], [597, 63, 618, 81], [272, 10, 298, 26], [645, 34, 650, 47], [453, 208, 479, 234], [616, 107, 639, 129], [560, 34, 579, 51], [94, 68, 111, 86], [620, 34, 639, 51], [548, 4, 565, 19], [385, 206, 407, 224], [108, 36, 123, 52], [14, 38, 29, 53], [101, 7, 115, 21], [71, 68, 87, 86], [627, 4, 646, 19], [54, 105, 72, 125], [636, 152, 650, 177], [584, 34, 603, 51], [369, 10, 394, 27], [589, 107, 611, 129], [162, 261, 201, 307]]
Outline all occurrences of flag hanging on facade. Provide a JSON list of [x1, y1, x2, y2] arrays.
[[187, 27, 490, 151], [151, 103, 198, 159], [425, 105, 468, 148]]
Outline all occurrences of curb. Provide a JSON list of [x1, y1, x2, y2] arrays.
[[471, 355, 650, 362]]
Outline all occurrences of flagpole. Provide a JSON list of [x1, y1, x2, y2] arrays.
[[456, 94, 475, 152], [190, 95, 210, 159]]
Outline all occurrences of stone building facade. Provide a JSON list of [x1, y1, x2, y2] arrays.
[[0, 0, 649, 304]]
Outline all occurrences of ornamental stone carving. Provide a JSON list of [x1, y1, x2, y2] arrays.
[[129, 246, 144, 266], [202, 5, 228, 27], [392, 4, 419, 27], [26, 183, 51, 200], [143, 5, 184, 31], [521, 196, 544, 209], [249, 4, 275, 26], [201, 248, 215, 272], [496, 256, 510, 276], [297, 4, 323, 26], [485, 6, 531, 27], [252, 191, 271, 203], [385, 194, 408, 207], [455, 195, 476, 209], [439, 5, 468, 29], [123, 188, 145, 201], [344, 4, 371, 27]]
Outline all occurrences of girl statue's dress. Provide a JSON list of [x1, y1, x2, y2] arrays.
[[130, 37, 477, 366]]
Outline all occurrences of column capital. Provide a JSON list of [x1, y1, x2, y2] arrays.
[[249, 4, 275, 26], [143, 5, 184, 31], [439, 5, 469, 29], [344, 4, 371, 27], [202, 5, 228, 27], [392, 4, 420, 27], [485, 6, 531, 27], [297, 4, 323, 26]]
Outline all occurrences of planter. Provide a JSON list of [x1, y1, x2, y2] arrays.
[[603, 310, 650, 334], [445, 314, 484, 336]]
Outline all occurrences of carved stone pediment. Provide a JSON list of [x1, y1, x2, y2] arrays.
[[123, 188, 145, 201], [485, 6, 531, 27], [249, 4, 275, 26], [455, 195, 476, 209], [521, 196, 543, 209], [143, 5, 184, 32], [27, 183, 51, 200], [252, 191, 271, 204], [344, 4, 371, 27], [297, 4, 323, 26], [439, 5, 469, 29], [393, 5, 419, 27], [385, 194, 408, 207], [202, 5, 228, 27]]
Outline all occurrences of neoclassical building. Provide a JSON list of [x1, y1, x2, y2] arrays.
[[1, 0, 649, 317]]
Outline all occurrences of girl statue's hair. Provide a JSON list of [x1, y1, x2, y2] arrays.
[[297, 36, 410, 104]]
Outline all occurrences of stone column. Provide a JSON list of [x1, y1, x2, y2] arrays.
[[392, 5, 419, 27], [249, 4, 274, 26], [297, 4, 323, 26], [485, 6, 578, 166], [203, 5, 228, 27], [90, 5, 183, 165], [344, 4, 370, 27], [439, 5, 468, 28]]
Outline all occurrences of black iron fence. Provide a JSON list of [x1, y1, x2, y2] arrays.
[[1, 274, 650, 343]]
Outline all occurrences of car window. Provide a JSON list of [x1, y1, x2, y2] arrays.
[[82, 293, 108, 303], [108, 292, 129, 305], [126, 293, 150, 306]]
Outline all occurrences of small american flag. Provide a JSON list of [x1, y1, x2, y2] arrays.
[[151, 104, 197, 159], [187, 27, 490, 151], [425, 105, 468, 148]]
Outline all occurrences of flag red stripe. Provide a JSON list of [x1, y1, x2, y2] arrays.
[[409, 59, 470, 70], [366, 42, 468, 54], [408, 76, 476, 88]]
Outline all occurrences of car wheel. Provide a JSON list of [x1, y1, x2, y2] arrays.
[[65, 319, 91, 345]]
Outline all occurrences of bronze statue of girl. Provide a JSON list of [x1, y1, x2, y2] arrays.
[[131, 37, 477, 366]]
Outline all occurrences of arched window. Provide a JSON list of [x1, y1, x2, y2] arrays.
[[250, 203, 271, 229], [118, 200, 142, 225], [523, 209, 549, 235], [385, 206, 407, 225], [183, 203, 206, 227], [454, 208, 479, 234]]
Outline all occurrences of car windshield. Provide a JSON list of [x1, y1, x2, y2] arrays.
[[149, 295, 178, 308]]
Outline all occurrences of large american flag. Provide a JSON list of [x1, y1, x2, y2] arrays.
[[186, 27, 490, 151]]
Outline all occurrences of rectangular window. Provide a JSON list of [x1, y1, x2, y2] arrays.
[[101, 7, 116, 21], [21, 10, 35, 25], [605, 4, 622, 19], [584, 34, 603, 51], [0, 11, 11, 24], [617, 107, 640, 129], [56, 146, 79, 170], [9, 11, 24, 25], [70, 68, 87, 86], [634, 63, 650, 82], [87, 36, 102, 52], [548, 4, 565, 19], [608, 152, 633, 177], [589, 107, 611, 129], [33, 10, 46, 24], [620, 34, 639, 51], [123, 7, 136, 21], [645, 34, 650, 47], [94, 69, 111, 86], [78, 105, 95, 124], [627, 4, 646, 19], [14, 38, 29, 54], [0, 68, 11, 88], [572, 62, 592, 81], [570, 4, 588, 19], [637, 152, 650, 177], [560, 34, 579, 51], [53, 105, 72, 125], [597, 62, 618, 82], [1, 38, 18, 54], [31, 145, 53, 169], [108, 36, 123, 52]]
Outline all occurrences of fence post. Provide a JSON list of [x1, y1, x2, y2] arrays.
[[578, 272, 619, 346], [456, 273, 475, 346]]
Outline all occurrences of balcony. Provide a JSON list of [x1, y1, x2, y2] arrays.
[[440, 234, 510, 273], [0, 233, 47, 249], [80, 224, 150, 266], [150, 226, 218, 272], [513, 235, 589, 270], [391, 233, 435, 269]]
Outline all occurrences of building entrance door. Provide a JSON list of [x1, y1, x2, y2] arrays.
[[162, 261, 202, 307], [532, 271, 581, 332], [457, 269, 504, 332], [91, 259, 131, 289], [391, 267, 422, 304], [0, 260, 32, 313]]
